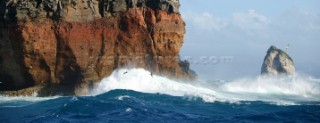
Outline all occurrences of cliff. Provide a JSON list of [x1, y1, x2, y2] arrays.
[[261, 45, 295, 76], [0, 0, 195, 96]]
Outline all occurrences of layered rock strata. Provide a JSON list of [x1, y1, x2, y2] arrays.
[[0, 0, 195, 96]]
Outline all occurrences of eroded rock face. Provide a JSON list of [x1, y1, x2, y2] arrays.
[[0, 0, 194, 95], [261, 45, 295, 76], [1, 0, 181, 22]]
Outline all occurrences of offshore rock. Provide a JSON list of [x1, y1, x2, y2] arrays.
[[261, 45, 295, 76], [0, 0, 194, 96]]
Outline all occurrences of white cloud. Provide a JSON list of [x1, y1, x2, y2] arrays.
[[275, 8, 320, 31], [182, 11, 229, 31], [182, 9, 270, 33], [232, 9, 269, 31], [182, 9, 320, 36]]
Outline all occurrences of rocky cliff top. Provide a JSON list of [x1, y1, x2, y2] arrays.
[[261, 45, 295, 76], [1, 0, 181, 22]]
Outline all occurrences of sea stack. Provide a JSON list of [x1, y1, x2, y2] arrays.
[[261, 45, 295, 76], [0, 0, 195, 96]]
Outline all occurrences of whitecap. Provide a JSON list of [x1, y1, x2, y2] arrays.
[[90, 68, 320, 105], [116, 95, 131, 101], [126, 107, 132, 112]]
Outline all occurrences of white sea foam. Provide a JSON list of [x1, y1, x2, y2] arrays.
[[0, 96, 59, 107], [1, 68, 319, 106], [0, 96, 58, 103], [126, 107, 133, 112], [92, 68, 219, 102], [117, 95, 131, 101], [92, 68, 320, 105]]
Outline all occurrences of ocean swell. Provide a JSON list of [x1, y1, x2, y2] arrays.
[[92, 68, 320, 105]]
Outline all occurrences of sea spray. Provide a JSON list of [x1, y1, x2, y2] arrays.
[[1, 68, 320, 122], [1, 68, 319, 105], [92, 68, 320, 105], [91, 68, 219, 102], [221, 75, 320, 97]]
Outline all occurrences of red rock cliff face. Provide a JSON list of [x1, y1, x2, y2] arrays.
[[0, 0, 195, 95]]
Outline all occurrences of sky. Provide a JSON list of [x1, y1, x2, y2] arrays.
[[179, 0, 320, 80]]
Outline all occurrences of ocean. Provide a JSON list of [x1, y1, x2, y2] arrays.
[[1, 69, 320, 123]]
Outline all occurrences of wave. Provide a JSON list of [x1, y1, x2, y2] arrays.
[[0, 96, 59, 107], [1, 68, 319, 106], [1, 90, 319, 122], [91, 68, 219, 102], [0, 96, 59, 103], [92, 68, 320, 105]]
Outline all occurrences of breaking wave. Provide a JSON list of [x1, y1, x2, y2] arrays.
[[0, 96, 59, 107], [92, 68, 320, 105], [1, 68, 320, 122], [1, 68, 319, 106]]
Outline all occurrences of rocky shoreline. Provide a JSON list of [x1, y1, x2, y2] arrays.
[[0, 0, 196, 96]]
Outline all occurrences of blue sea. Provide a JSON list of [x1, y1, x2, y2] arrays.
[[1, 69, 320, 123]]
